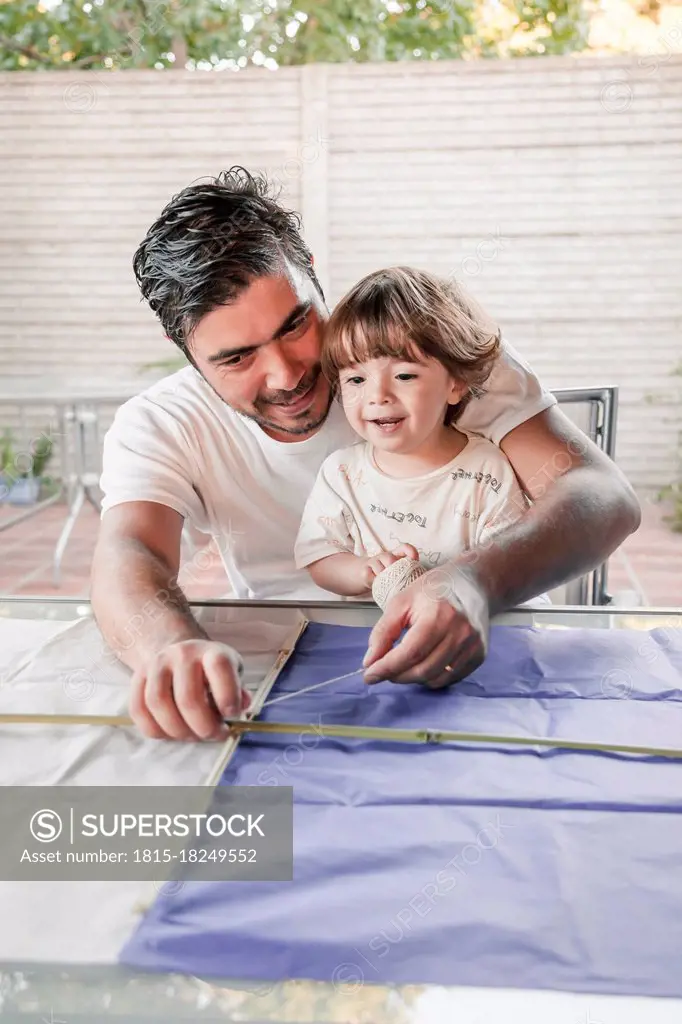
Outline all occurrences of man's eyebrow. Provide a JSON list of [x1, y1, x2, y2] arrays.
[[207, 301, 312, 364]]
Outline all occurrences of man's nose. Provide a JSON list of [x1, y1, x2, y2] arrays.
[[263, 343, 305, 392]]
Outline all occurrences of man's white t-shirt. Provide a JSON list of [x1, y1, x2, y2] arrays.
[[294, 437, 528, 575], [100, 339, 556, 600]]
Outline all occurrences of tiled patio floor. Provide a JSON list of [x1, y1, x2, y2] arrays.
[[0, 500, 231, 602], [0, 493, 680, 606]]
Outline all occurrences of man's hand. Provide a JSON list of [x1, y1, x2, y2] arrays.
[[362, 565, 489, 688], [129, 639, 251, 740], [359, 543, 419, 590]]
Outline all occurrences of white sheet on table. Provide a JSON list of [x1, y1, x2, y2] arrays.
[[0, 606, 304, 963], [412, 983, 682, 1023], [0, 618, 72, 680]]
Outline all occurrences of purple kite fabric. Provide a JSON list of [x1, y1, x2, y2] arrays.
[[120, 622, 682, 997]]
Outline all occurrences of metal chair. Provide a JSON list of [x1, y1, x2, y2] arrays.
[[549, 385, 619, 606]]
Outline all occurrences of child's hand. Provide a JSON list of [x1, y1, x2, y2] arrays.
[[360, 543, 419, 589]]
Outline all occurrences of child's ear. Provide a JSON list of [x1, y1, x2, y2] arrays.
[[449, 380, 468, 405]]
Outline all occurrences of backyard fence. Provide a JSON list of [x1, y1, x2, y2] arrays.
[[1, 53, 681, 491]]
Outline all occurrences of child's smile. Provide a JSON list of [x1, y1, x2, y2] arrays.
[[366, 414, 405, 434]]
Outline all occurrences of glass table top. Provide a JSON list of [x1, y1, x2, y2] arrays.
[[1, 595, 681, 631], [1, 597, 681, 1021]]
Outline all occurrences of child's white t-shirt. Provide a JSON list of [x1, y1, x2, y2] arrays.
[[294, 436, 529, 573]]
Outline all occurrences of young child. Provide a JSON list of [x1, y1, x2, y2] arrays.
[[294, 266, 532, 600]]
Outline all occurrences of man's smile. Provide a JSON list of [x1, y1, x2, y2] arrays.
[[269, 378, 317, 411]]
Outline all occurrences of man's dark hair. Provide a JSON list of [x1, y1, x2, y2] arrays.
[[133, 166, 321, 351]]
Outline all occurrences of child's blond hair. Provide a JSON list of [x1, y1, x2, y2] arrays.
[[322, 267, 501, 425]]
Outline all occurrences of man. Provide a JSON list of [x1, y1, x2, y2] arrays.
[[92, 166, 640, 741]]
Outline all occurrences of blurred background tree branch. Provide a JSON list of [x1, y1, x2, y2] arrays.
[[1, 0, 680, 72]]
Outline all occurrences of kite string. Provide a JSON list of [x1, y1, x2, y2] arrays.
[[258, 667, 365, 710]]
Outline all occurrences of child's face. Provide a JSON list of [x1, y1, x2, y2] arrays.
[[338, 355, 467, 453]]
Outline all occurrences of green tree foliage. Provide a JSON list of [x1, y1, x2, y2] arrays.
[[500, 0, 591, 55], [1, 0, 593, 72]]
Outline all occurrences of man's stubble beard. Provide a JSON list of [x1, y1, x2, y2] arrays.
[[246, 393, 333, 437], [198, 364, 334, 437]]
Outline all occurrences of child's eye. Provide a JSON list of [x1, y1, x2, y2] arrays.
[[344, 376, 365, 386], [396, 373, 417, 381]]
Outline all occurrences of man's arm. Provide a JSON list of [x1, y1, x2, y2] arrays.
[[91, 502, 246, 739], [91, 502, 204, 667], [469, 404, 641, 613], [363, 408, 641, 685]]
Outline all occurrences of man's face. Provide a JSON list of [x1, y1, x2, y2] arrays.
[[188, 270, 332, 442]]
